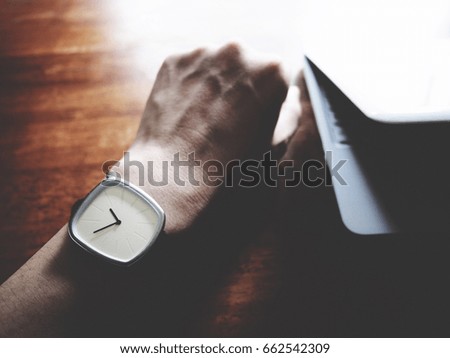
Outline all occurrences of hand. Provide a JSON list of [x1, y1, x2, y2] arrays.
[[115, 44, 289, 235]]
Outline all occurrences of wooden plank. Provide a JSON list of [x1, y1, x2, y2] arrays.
[[0, 0, 153, 282]]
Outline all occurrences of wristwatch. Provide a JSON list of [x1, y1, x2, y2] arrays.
[[68, 175, 165, 266]]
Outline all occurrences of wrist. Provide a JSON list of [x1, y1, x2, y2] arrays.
[[111, 143, 213, 236]]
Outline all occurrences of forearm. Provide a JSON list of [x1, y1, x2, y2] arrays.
[[0, 223, 171, 337], [0, 226, 77, 337]]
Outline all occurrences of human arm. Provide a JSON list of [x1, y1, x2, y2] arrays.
[[0, 44, 288, 337]]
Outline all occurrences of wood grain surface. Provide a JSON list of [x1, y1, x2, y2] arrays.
[[2, 0, 450, 337], [0, 0, 149, 283]]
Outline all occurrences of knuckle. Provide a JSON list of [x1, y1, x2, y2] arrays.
[[222, 42, 243, 54], [163, 47, 207, 69], [255, 61, 288, 89], [270, 62, 289, 88], [162, 54, 177, 67], [176, 47, 207, 68], [214, 42, 243, 63], [264, 61, 284, 80]]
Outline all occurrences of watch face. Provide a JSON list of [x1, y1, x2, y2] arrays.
[[69, 178, 165, 266]]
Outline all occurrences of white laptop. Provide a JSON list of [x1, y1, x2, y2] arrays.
[[303, 0, 450, 234]]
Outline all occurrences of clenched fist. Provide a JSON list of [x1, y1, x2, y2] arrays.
[[116, 43, 289, 234]]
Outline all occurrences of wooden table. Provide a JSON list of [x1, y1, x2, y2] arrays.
[[2, 0, 450, 337]]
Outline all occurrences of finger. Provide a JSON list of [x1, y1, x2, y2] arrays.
[[244, 61, 289, 154], [252, 60, 289, 101], [213, 42, 243, 71], [281, 71, 322, 165], [277, 71, 324, 201], [274, 71, 341, 232], [272, 85, 301, 147]]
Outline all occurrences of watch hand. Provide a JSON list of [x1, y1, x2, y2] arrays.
[[109, 208, 121, 224], [93, 221, 119, 234]]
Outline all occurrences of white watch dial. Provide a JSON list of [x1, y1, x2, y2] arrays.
[[69, 179, 165, 265]]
